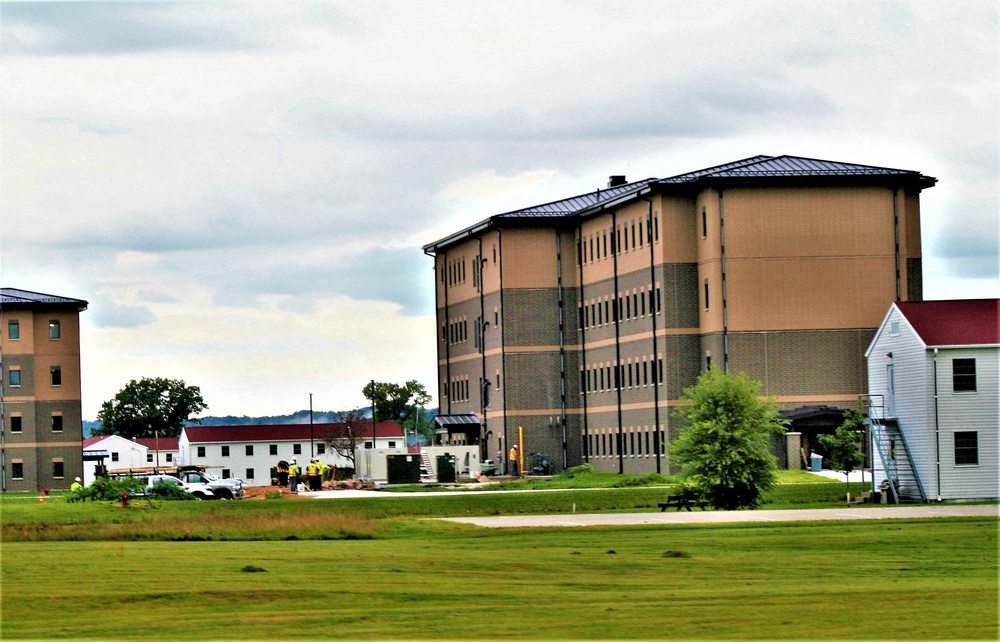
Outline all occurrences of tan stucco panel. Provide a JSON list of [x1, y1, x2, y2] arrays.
[[722, 187, 896, 259], [726, 257, 896, 330], [502, 228, 560, 288]]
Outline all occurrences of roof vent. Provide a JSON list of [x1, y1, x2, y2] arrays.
[[608, 175, 627, 187]]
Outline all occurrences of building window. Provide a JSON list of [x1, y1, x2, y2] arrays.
[[953, 359, 976, 392], [246, 468, 255, 480], [246, 445, 253, 456], [317, 443, 325, 454], [293, 444, 302, 455], [10, 416, 22, 433], [222, 469, 231, 479], [50, 366, 62, 386], [954, 432, 978, 465], [11, 462, 23, 479], [9, 369, 21, 387], [111, 452, 119, 462], [221, 445, 230, 457], [704, 280, 710, 309], [49, 320, 61, 339], [7, 320, 19, 340], [269, 444, 278, 456], [51, 415, 63, 432], [166, 453, 173, 462], [53, 460, 64, 478], [147, 453, 154, 463], [702, 206, 707, 237], [890, 321, 900, 336], [197, 446, 206, 458]]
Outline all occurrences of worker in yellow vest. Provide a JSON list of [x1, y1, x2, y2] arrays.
[[307, 459, 320, 491], [288, 458, 300, 493], [509, 444, 519, 477]]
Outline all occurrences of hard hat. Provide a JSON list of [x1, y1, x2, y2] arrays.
[[74, 477, 81, 482], [291, 457, 296, 462]]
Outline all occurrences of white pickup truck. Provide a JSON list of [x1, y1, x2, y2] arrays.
[[147, 474, 216, 500], [173, 469, 244, 499]]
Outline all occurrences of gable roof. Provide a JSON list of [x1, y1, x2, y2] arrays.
[[182, 422, 404, 443], [895, 299, 1000, 347], [423, 155, 936, 254]]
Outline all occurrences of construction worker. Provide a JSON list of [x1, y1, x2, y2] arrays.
[[509, 444, 519, 477], [70, 476, 84, 502], [289, 458, 300, 493], [307, 458, 320, 491]]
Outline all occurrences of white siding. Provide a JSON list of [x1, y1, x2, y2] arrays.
[[936, 348, 999, 500], [867, 307, 934, 495]]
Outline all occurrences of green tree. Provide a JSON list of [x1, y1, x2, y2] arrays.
[[817, 405, 866, 503], [363, 380, 431, 428], [673, 368, 787, 510], [94, 377, 208, 439]]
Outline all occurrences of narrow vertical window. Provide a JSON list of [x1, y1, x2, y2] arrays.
[[49, 320, 61, 339], [702, 206, 707, 237], [50, 366, 62, 386], [704, 280, 710, 310], [638, 220, 644, 247], [51, 415, 63, 432], [7, 320, 19, 340]]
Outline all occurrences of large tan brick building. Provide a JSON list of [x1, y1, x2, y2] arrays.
[[1, 289, 88, 491], [423, 156, 936, 474]]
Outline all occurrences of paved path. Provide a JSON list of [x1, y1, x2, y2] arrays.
[[441, 504, 998, 528]]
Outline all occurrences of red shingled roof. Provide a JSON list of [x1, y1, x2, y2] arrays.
[[182, 422, 404, 443], [896, 299, 1000, 346]]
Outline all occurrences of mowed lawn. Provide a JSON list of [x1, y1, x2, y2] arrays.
[[3, 515, 996, 640]]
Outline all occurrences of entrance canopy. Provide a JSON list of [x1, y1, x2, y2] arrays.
[[432, 414, 482, 446]]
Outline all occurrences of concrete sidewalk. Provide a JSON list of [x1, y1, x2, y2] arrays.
[[440, 504, 998, 528]]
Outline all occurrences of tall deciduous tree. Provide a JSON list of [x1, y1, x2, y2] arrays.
[[363, 380, 431, 429], [94, 377, 208, 439], [818, 405, 866, 502], [673, 368, 787, 510]]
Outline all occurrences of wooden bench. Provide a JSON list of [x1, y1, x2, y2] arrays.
[[658, 492, 708, 512]]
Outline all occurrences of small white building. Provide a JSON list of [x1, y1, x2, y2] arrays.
[[178, 422, 405, 485], [866, 299, 999, 502], [81, 435, 147, 485]]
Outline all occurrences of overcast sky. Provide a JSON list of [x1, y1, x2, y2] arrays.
[[2, 1, 997, 419]]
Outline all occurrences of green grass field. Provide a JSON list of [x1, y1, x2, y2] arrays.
[[2, 480, 996, 640]]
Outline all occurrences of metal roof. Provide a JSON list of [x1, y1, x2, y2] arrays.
[[423, 155, 937, 253], [0, 288, 88, 309], [182, 422, 405, 443], [432, 414, 482, 426]]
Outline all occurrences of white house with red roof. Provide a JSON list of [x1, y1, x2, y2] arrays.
[[81, 435, 181, 486], [178, 422, 405, 485], [866, 299, 998, 502]]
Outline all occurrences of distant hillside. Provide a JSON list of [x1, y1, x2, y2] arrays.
[[84, 407, 438, 437]]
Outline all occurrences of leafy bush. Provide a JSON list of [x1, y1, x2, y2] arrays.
[[81, 476, 148, 501]]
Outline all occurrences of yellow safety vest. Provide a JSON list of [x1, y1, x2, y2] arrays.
[[289, 464, 299, 477]]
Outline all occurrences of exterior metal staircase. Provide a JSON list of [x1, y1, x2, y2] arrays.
[[867, 396, 927, 503], [419, 450, 435, 483]]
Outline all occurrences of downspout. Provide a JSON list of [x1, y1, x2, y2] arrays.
[[578, 226, 590, 463], [933, 348, 941, 501], [499, 229, 508, 472], [477, 237, 488, 463], [442, 251, 451, 414], [719, 190, 729, 371], [893, 189, 901, 301], [642, 197, 662, 474], [556, 230, 568, 469], [611, 210, 624, 474]]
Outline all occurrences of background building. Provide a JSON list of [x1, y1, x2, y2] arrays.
[[1, 288, 88, 491], [423, 155, 936, 474]]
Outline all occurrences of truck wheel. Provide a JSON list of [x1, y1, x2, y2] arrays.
[[216, 489, 233, 500]]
